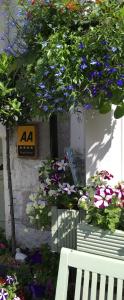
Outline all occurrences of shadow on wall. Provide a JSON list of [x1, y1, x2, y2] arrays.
[[85, 110, 116, 178]]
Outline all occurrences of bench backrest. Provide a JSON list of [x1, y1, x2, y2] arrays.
[[55, 247, 124, 300]]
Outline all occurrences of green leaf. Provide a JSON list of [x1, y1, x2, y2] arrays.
[[114, 105, 124, 119], [99, 103, 111, 114]]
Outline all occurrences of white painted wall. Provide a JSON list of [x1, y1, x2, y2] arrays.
[[85, 108, 124, 185]]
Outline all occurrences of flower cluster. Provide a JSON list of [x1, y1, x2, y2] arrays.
[[12, 0, 124, 119], [0, 275, 24, 300], [26, 158, 80, 229], [78, 170, 124, 232]]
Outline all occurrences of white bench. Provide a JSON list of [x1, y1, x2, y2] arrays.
[[55, 247, 124, 300]]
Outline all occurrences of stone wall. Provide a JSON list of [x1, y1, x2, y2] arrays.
[[1, 117, 72, 248]]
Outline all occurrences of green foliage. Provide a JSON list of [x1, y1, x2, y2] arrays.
[[0, 52, 32, 126], [78, 170, 124, 232], [13, 0, 124, 117]]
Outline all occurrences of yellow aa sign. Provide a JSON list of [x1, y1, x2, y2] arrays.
[[17, 125, 36, 146]]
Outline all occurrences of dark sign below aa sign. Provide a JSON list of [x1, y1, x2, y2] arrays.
[[17, 125, 37, 157]]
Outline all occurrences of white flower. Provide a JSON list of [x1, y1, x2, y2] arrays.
[[46, 177, 51, 185], [29, 193, 37, 201], [58, 183, 67, 192], [37, 200, 47, 206], [26, 202, 33, 214], [56, 160, 68, 171], [48, 190, 57, 197], [78, 195, 89, 205], [64, 184, 76, 195]]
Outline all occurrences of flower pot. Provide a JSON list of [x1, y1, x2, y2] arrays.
[[77, 221, 124, 260], [51, 207, 85, 252]]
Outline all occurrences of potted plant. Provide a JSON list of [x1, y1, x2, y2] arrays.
[[26, 157, 84, 251], [77, 170, 124, 260]]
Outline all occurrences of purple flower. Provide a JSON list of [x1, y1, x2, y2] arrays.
[[6, 275, 15, 285], [117, 79, 124, 87], [51, 174, 61, 183], [0, 289, 8, 300]]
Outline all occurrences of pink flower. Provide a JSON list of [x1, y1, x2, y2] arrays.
[[98, 170, 113, 180], [94, 186, 114, 208]]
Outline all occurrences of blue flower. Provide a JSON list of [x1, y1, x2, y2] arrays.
[[39, 83, 45, 89], [60, 66, 65, 72], [44, 93, 52, 99], [90, 59, 101, 67], [103, 54, 110, 61], [49, 65, 56, 69], [56, 44, 63, 48], [64, 92, 69, 97], [111, 47, 117, 52], [81, 56, 87, 63], [80, 63, 88, 70], [79, 42, 84, 49], [100, 40, 108, 45], [55, 71, 62, 77], [51, 88, 56, 93], [107, 68, 117, 74], [36, 92, 42, 97], [91, 86, 98, 96], [65, 85, 74, 90], [57, 107, 64, 112], [117, 79, 124, 87], [44, 71, 49, 76], [42, 105, 49, 111], [83, 104, 93, 110]]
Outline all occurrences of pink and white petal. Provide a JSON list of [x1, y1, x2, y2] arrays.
[[94, 200, 103, 208], [105, 195, 112, 201], [94, 195, 103, 201], [104, 200, 109, 207]]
